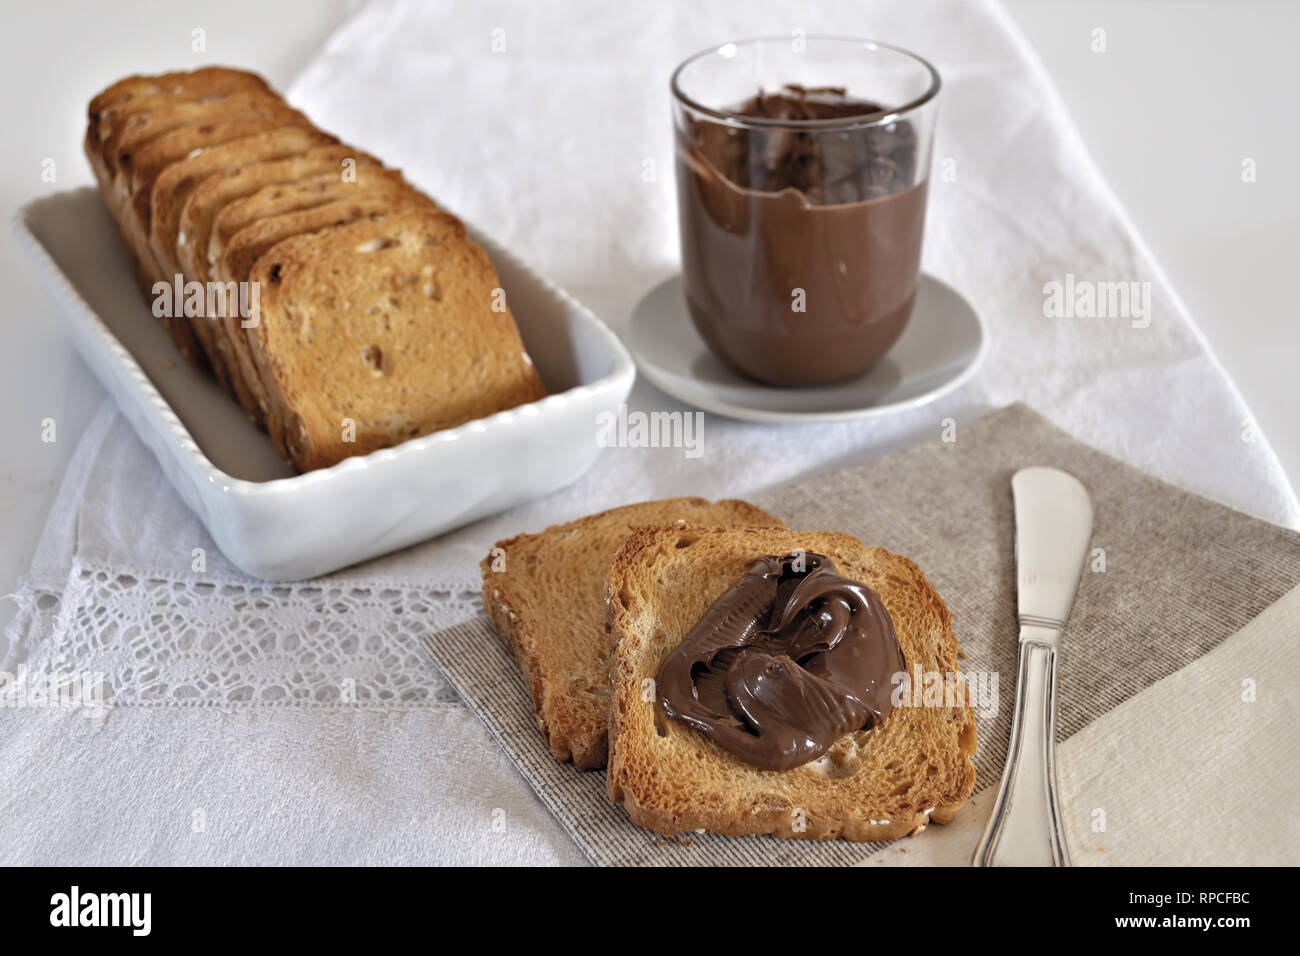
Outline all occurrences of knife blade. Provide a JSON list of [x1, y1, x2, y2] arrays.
[[972, 466, 1093, 866]]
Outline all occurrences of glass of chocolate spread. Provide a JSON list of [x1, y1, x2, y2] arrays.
[[671, 37, 940, 386]]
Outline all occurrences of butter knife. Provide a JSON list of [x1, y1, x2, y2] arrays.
[[972, 466, 1093, 867]]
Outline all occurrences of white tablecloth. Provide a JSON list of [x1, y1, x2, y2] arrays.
[[2, 0, 1296, 865]]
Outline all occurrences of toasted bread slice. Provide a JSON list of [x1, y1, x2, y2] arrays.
[[174, 145, 381, 414], [481, 498, 786, 769], [153, 127, 343, 273], [146, 126, 339, 392], [216, 190, 436, 429], [243, 207, 546, 470], [123, 122, 319, 366], [208, 165, 415, 276], [176, 146, 380, 285], [126, 111, 312, 226], [104, 89, 291, 181], [87, 68, 272, 161], [85, 71, 278, 367], [606, 526, 977, 841], [118, 114, 312, 364]]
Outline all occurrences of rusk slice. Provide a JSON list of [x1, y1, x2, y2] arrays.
[[104, 89, 291, 182], [216, 190, 435, 429], [126, 111, 311, 226], [147, 126, 339, 391], [176, 146, 379, 284], [207, 165, 415, 275], [480, 498, 786, 769], [174, 145, 380, 414], [606, 526, 977, 841], [85, 70, 289, 367], [87, 68, 272, 163], [153, 126, 343, 275], [244, 207, 547, 471]]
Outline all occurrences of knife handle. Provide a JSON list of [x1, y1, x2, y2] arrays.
[[972, 624, 1070, 866]]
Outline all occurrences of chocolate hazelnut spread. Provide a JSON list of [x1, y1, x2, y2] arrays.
[[677, 85, 927, 386], [657, 552, 906, 771]]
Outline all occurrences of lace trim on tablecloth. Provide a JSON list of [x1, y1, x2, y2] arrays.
[[2, 555, 476, 709]]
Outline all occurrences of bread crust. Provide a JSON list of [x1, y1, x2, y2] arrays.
[[605, 526, 977, 842]]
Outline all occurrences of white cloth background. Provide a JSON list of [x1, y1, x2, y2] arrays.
[[2, 0, 1296, 865]]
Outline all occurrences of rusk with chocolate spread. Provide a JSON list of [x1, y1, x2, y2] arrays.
[[607, 525, 976, 841]]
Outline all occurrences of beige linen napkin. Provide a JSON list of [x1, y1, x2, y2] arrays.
[[425, 403, 1300, 865]]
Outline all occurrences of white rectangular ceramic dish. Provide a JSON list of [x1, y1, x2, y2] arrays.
[[16, 188, 635, 581]]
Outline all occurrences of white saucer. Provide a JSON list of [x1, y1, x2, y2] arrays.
[[627, 274, 987, 423]]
